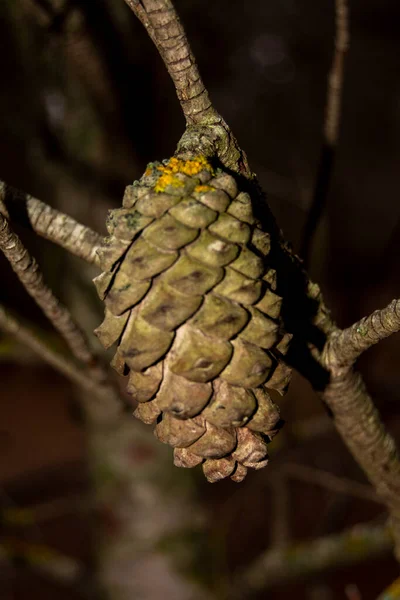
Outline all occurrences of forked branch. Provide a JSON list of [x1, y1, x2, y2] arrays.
[[0, 181, 102, 266]]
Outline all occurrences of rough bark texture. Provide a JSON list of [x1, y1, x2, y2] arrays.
[[124, 0, 217, 126], [321, 366, 400, 560], [0, 181, 102, 266], [123, 0, 253, 178], [325, 299, 400, 368]]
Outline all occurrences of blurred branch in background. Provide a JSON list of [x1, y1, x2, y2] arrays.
[[236, 520, 391, 594], [282, 462, 381, 504], [0, 492, 89, 527], [0, 305, 114, 405], [300, 0, 349, 266], [0, 538, 90, 593]]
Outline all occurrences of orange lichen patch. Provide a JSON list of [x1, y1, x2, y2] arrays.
[[158, 156, 213, 177], [194, 185, 214, 193], [152, 156, 214, 193], [154, 174, 185, 193]]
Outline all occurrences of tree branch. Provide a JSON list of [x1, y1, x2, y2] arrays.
[[320, 368, 400, 560], [300, 0, 349, 265], [123, 0, 218, 126], [123, 0, 253, 177], [0, 214, 98, 368], [0, 181, 102, 267], [324, 299, 400, 370], [0, 305, 110, 403], [320, 301, 400, 559], [325, 0, 349, 146], [235, 521, 391, 593], [282, 462, 381, 504]]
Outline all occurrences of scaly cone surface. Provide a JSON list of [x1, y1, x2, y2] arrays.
[[93, 156, 292, 482]]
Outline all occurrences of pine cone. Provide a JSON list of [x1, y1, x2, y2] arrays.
[[93, 156, 292, 482]]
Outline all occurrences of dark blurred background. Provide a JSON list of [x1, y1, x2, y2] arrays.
[[0, 1, 399, 599]]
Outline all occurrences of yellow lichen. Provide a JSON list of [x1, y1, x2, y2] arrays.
[[152, 156, 214, 193], [154, 174, 185, 193], [194, 184, 214, 193]]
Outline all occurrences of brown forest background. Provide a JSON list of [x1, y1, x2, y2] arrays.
[[0, 1, 399, 599]]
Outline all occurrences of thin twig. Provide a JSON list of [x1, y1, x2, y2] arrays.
[[324, 299, 400, 370], [123, 0, 218, 126], [282, 462, 381, 504], [0, 305, 110, 402], [0, 181, 102, 266], [235, 521, 390, 593], [300, 0, 349, 265], [0, 214, 99, 368], [324, 0, 350, 146]]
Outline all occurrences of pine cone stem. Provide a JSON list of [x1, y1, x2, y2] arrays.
[[123, 0, 217, 126]]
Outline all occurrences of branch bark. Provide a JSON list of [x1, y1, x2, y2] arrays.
[[321, 299, 400, 560], [0, 214, 98, 368], [321, 369, 400, 559], [324, 299, 400, 369], [300, 0, 349, 265], [123, 0, 217, 126], [0, 181, 102, 267], [123, 0, 252, 177]]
